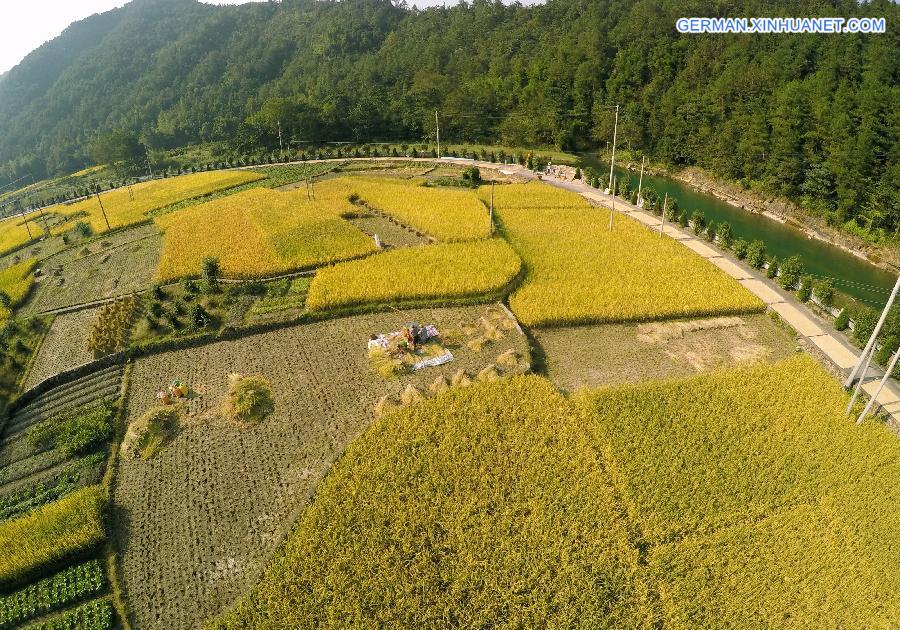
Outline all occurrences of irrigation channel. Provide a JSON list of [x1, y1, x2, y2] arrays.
[[577, 154, 896, 308]]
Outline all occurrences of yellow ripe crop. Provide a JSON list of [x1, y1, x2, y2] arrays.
[[155, 188, 375, 281], [0, 486, 106, 589], [211, 376, 650, 629], [577, 354, 900, 544], [306, 239, 521, 311], [0, 258, 36, 318], [485, 182, 763, 326], [52, 170, 264, 235], [338, 176, 490, 241], [0, 211, 46, 257]]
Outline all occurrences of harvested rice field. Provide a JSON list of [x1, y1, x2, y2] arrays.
[[535, 313, 796, 390], [21, 224, 162, 315], [22, 308, 98, 389], [113, 304, 529, 630]]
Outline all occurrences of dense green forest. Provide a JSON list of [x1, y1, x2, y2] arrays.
[[0, 0, 897, 239]]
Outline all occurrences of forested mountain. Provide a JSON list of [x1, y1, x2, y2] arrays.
[[0, 0, 897, 236]]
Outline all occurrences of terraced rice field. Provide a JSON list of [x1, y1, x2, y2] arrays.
[[155, 188, 375, 280], [0, 259, 36, 318], [0, 361, 123, 626], [50, 171, 265, 235], [0, 211, 47, 257], [113, 305, 529, 630], [486, 182, 764, 326]]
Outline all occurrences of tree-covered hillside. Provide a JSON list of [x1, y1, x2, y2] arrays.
[[0, 0, 897, 237]]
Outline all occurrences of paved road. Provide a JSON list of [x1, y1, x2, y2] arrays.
[[543, 174, 900, 430]]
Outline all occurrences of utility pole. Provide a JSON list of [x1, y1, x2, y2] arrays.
[[277, 120, 284, 162], [845, 275, 900, 394], [36, 205, 49, 233], [608, 104, 619, 193], [97, 191, 111, 232], [144, 145, 153, 179], [435, 110, 441, 159], [660, 193, 667, 235], [609, 177, 615, 232], [637, 156, 645, 207], [855, 347, 900, 425], [22, 212, 32, 239], [489, 181, 495, 236]]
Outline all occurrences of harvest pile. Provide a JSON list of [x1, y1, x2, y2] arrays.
[[306, 239, 521, 311], [50, 170, 265, 235], [87, 295, 136, 357], [486, 182, 763, 326], [155, 188, 375, 280]]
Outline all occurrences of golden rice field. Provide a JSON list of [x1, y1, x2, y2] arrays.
[[52, 170, 264, 235], [305, 239, 521, 311], [213, 356, 900, 627], [577, 354, 900, 625], [0, 258, 36, 318], [154, 188, 375, 280], [322, 176, 490, 241], [0, 486, 106, 588], [485, 182, 763, 326], [0, 211, 47, 256], [212, 376, 651, 629]]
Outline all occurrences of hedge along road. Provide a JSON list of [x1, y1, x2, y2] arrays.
[[544, 172, 900, 433]]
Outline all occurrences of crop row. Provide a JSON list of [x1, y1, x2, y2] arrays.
[[306, 239, 521, 311], [0, 212, 46, 259], [0, 559, 105, 629], [0, 485, 106, 589], [484, 182, 763, 326], [21, 597, 112, 630], [0, 453, 104, 524]]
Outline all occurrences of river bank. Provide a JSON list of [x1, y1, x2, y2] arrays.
[[668, 167, 899, 271]]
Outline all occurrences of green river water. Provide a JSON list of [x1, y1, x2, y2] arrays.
[[576, 155, 896, 308]]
